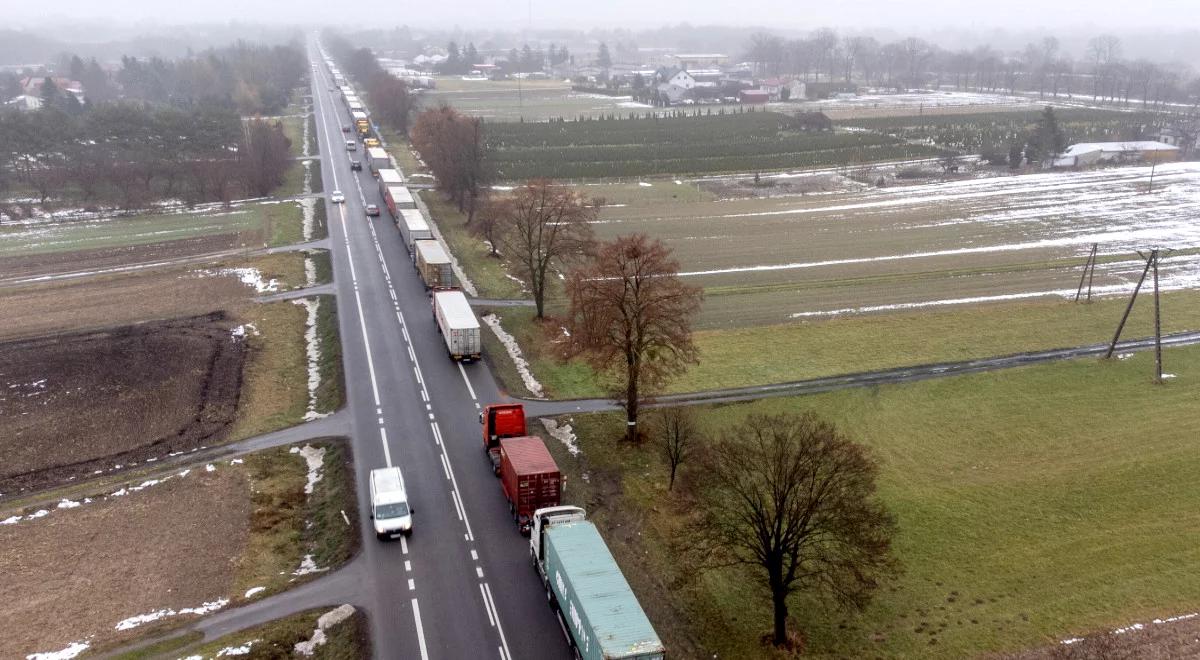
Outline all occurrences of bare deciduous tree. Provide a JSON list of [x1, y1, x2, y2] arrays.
[[685, 413, 897, 649], [493, 179, 596, 318], [653, 406, 699, 491], [565, 234, 702, 443]]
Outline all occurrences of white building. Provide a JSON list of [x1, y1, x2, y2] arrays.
[[1052, 141, 1180, 168]]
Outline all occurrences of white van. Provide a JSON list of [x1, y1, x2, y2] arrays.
[[369, 467, 413, 539]]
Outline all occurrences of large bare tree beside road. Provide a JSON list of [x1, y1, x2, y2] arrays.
[[565, 234, 702, 443], [685, 412, 897, 649], [492, 179, 596, 319], [411, 105, 489, 221]]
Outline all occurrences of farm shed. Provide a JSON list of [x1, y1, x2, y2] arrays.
[[1052, 141, 1180, 168], [739, 89, 771, 104]]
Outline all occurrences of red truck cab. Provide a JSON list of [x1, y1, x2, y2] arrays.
[[480, 403, 526, 474]]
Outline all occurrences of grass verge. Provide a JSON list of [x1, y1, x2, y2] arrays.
[[418, 191, 526, 299], [235, 439, 358, 600], [314, 295, 345, 415], [228, 300, 309, 440], [542, 343, 1200, 659], [164, 607, 365, 660], [109, 631, 203, 660], [311, 198, 328, 239], [308, 248, 333, 285], [220, 251, 309, 291]]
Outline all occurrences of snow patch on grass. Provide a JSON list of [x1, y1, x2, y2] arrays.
[[541, 418, 580, 456], [293, 554, 327, 576], [290, 445, 326, 495], [293, 298, 329, 421], [201, 267, 280, 293], [481, 313, 544, 398], [25, 639, 90, 659], [113, 598, 229, 631], [294, 604, 355, 656], [243, 586, 266, 599]]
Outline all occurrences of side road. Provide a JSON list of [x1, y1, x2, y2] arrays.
[[518, 330, 1200, 416]]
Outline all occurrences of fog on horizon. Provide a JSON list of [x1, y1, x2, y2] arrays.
[[9, 0, 1200, 32]]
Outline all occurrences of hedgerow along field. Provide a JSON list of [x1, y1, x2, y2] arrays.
[[484, 110, 948, 180], [842, 107, 1161, 154]]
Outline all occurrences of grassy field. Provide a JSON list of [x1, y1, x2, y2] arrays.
[[483, 286, 1200, 399], [0, 201, 307, 260], [485, 111, 946, 180], [314, 295, 346, 415], [423, 77, 661, 122], [541, 343, 1200, 659]]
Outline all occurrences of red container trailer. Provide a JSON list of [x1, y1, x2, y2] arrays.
[[498, 436, 562, 533]]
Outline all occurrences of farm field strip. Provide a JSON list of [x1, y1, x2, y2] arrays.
[[587, 162, 1200, 323]]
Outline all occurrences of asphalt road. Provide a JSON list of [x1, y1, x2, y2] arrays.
[[306, 42, 571, 660]]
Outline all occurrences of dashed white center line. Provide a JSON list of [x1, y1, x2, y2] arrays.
[[408, 578, 416, 591], [405, 560, 412, 572], [379, 428, 392, 467], [476, 566, 484, 578], [470, 549, 479, 561]]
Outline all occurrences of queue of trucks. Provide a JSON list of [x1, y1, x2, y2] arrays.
[[325, 52, 664, 658]]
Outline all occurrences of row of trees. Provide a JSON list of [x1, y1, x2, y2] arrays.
[[65, 42, 308, 115], [326, 37, 417, 136], [410, 105, 488, 221], [475, 179, 896, 648], [745, 30, 1200, 110], [0, 104, 291, 211]]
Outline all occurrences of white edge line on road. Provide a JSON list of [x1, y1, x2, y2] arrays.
[[411, 598, 430, 660], [440, 452, 452, 480], [458, 362, 478, 401]]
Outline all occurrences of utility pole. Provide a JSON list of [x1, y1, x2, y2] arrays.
[[1074, 243, 1098, 302], [1148, 158, 1157, 193], [1152, 249, 1163, 383], [1103, 250, 1154, 359]]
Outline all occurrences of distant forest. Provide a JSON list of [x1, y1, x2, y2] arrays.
[[0, 42, 307, 213]]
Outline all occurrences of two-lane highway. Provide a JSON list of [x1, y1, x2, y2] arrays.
[[307, 42, 570, 660]]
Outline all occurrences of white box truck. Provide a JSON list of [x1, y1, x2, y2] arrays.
[[366, 147, 390, 175], [414, 239, 454, 289], [369, 467, 413, 539], [432, 290, 481, 361], [377, 169, 403, 198], [398, 209, 433, 251]]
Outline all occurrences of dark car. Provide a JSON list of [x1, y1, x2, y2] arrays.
[[350, 159, 362, 171], [365, 204, 381, 217], [341, 125, 352, 133]]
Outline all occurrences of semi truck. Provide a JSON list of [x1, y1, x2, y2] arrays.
[[414, 239, 454, 288], [479, 402, 527, 473], [432, 290, 481, 361], [377, 168, 403, 196], [397, 209, 432, 252], [530, 506, 666, 660], [498, 436, 562, 533], [366, 147, 390, 175], [383, 186, 416, 219]]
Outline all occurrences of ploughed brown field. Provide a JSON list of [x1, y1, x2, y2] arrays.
[[0, 467, 252, 659], [0, 314, 245, 496]]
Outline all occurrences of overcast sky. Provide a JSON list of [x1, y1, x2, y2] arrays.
[[10, 0, 1200, 31]]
